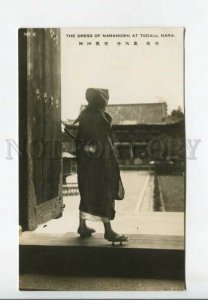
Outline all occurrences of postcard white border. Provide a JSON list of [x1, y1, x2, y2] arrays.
[[0, 0, 208, 298]]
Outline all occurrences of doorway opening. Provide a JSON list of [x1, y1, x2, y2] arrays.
[[19, 27, 185, 248]]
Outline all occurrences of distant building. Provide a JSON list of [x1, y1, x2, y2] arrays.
[[105, 102, 168, 125], [63, 102, 185, 172], [62, 152, 77, 184]]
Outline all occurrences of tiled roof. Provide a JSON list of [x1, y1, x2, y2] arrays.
[[105, 103, 168, 125], [63, 119, 75, 125]]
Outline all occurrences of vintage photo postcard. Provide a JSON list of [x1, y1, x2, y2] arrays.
[[19, 27, 185, 291]]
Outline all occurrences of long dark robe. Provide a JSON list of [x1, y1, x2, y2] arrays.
[[75, 107, 120, 220]]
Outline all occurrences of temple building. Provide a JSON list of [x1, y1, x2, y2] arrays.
[[62, 102, 185, 172]]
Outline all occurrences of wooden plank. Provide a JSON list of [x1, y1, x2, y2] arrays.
[[27, 29, 45, 230], [29, 29, 45, 205], [20, 234, 185, 279], [20, 232, 184, 250], [19, 29, 29, 230], [43, 28, 62, 202]]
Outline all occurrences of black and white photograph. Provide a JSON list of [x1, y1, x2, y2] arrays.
[[19, 27, 185, 291]]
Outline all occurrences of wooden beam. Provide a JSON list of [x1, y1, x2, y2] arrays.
[[20, 232, 184, 250]]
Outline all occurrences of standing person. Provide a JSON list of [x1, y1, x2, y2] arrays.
[[74, 88, 128, 243]]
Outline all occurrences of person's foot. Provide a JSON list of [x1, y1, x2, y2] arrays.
[[77, 226, 96, 238], [104, 230, 128, 242]]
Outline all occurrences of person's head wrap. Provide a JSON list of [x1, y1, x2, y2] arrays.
[[86, 88, 109, 109], [73, 88, 109, 125]]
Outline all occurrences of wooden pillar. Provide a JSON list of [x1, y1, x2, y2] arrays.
[[130, 142, 134, 163], [19, 28, 63, 231]]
